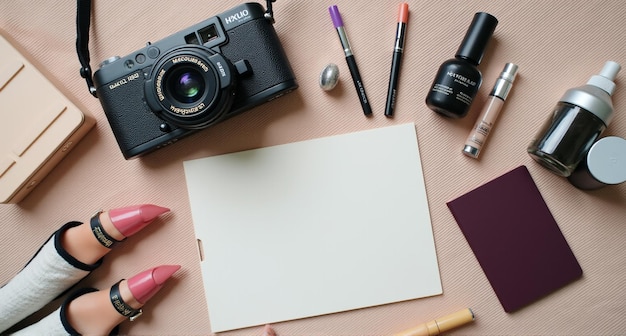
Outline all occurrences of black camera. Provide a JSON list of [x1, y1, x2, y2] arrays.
[[92, 2, 298, 159]]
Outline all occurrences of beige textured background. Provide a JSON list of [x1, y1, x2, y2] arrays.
[[1, 1, 625, 335]]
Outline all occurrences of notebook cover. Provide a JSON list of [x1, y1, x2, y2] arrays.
[[447, 165, 582, 312], [0, 33, 94, 203]]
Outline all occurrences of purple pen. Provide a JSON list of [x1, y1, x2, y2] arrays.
[[329, 5, 372, 115]]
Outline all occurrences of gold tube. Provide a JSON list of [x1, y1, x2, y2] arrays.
[[392, 308, 475, 336]]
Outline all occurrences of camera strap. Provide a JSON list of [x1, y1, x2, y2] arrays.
[[76, 0, 97, 97], [75, 0, 278, 98], [264, 0, 277, 23]]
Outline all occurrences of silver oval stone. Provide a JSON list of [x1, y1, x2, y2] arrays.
[[319, 63, 340, 91]]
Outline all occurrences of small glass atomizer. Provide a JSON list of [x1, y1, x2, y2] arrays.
[[463, 63, 518, 158]]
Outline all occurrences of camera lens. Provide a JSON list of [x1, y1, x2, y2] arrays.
[[145, 47, 236, 130], [168, 67, 205, 104]]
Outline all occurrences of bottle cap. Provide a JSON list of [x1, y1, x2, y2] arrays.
[[568, 136, 626, 190], [455, 12, 498, 65], [587, 61, 620, 96], [491, 63, 519, 100], [559, 61, 621, 126]]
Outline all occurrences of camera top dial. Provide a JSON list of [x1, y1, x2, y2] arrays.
[[145, 46, 236, 130]]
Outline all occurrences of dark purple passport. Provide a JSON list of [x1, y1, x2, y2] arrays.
[[447, 165, 582, 312]]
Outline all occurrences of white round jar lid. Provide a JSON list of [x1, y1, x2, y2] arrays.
[[587, 136, 626, 185]]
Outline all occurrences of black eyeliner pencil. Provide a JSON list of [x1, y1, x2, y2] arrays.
[[385, 3, 409, 117], [329, 5, 372, 116]]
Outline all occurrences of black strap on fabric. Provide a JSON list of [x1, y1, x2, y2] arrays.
[[264, 0, 277, 23], [76, 0, 97, 97]]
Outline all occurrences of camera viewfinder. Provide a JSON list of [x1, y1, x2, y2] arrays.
[[199, 25, 219, 44]]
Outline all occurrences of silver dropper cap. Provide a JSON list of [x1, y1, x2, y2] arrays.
[[559, 61, 621, 126], [490, 63, 519, 100]]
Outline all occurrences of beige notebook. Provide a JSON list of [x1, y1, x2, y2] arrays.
[[184, 123, 442, 332], [0, 32, 95, 203]]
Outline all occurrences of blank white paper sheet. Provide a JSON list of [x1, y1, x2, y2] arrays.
[[183, 123, 442, 332]]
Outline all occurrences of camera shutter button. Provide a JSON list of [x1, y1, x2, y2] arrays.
[[147, 46, 160, 59]]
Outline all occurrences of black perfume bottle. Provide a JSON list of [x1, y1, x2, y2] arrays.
[[425, 12, 498, 118]]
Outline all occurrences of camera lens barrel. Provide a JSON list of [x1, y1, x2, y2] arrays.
[[145, 46, 236, 130]]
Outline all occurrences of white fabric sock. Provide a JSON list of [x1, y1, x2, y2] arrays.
[[0, 222, 101, 333], [9, 288, 103, 336], [8, 306, 68, 336]]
